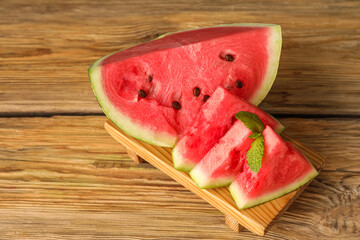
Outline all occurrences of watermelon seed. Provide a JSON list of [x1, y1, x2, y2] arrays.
[[236, 80, 243, 88], [224, 54, 234, 62], [203, 95, 210, 102], [148, 75, 153, 82], [172, 101, 181, 110], [138, 89, 146, 98], [193, 87, 200, 97]]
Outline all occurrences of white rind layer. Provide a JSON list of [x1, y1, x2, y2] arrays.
[[171, 24, 282, 171], [89, 24, 282, 148], [249, 25, 282, 105], [172, 146, 195, 172], [190, 164, 234, 189], [228, 167, 318, 209], [160, 24, 282, 107]]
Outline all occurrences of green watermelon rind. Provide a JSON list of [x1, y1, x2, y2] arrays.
[[88, 57, 177, 147], [172, 147, 195, 172], [89, 23, 281, 148], [173, 119, 284, 174], [171, 24, 282, 171], [249, 24, 282, 105], [228, 166, 318, 209], [189, 164, 234, 189], [271, 116, 285, 134], [173, 109, 284, 174]]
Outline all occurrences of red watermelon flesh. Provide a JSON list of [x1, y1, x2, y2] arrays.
[[172, 86, 284, 172], [189, 120, 253, 188], [89, 24, 282, 147], [229, 126, 318, 209]]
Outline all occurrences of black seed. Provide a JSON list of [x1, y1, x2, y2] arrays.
[[138, 89, 146, 98], [148, 75, 153, 82], [224, 54, 234, 62], [236, 80, 243, 88], [172, 101, 181, 110], [193, 87, 200, 97], [203, 95, 210, 102]]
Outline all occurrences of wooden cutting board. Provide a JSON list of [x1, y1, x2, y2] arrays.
[[104, 120, 326, 236]]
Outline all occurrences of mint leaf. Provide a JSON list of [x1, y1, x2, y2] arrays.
[[235, 111, 266, 173], [235, 111, 264, 134], [249, 132, 262, 139], [246, 135, 264, 173]]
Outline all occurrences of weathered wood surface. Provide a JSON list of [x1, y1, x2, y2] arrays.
[[0, 0, 360, 116], [0, 116, 359, 239], [0, 0, 359, 239]]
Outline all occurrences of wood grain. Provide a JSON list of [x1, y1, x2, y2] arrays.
[[125, 147, 144, 164], [104, 119, 325, 236], [225, 214, 244, 233], [0, 0, 359, 116], [0, 116, 359, 239], [0, 0, 359, 238]]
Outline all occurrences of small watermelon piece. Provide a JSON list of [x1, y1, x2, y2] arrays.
[[229, 126, 318, 209], [189, 120, 252, 188], [89, 24, 282, 147], [172, 87, 284, 172]]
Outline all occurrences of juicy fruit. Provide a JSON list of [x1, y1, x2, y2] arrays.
[[89, 24, 282, 147], [229, 126, 318, 209], [189, 120, 252, 188], [172, 87, 284, 172]]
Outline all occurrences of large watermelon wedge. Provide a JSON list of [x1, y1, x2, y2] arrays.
[[229, 126, 318, 209], [172, 87, 284, 172], [89, 24, 282, 147]]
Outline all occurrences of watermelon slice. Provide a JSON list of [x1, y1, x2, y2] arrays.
[[189, 120, 252, 188], [229, 126, 318, 209], [89, 24, 282, 147], [172, 87, 284, 172]]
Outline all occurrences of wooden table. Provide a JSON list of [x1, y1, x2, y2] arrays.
[[0, 1, 359, 239]]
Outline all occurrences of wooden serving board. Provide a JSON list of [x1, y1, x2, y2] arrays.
[[104, 120, 326, 236]]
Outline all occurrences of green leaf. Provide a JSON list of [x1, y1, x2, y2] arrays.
[[248, 132, 262, 139], [235, 111, 266, 173], [246, 135, 264, 173], [235, 111, 264, 134]]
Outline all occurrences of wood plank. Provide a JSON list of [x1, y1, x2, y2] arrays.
[[0, 116, 359, 239], [104, 120, 325, 236], [225, 214, 244, 233], [0, 0, 359, 116]]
